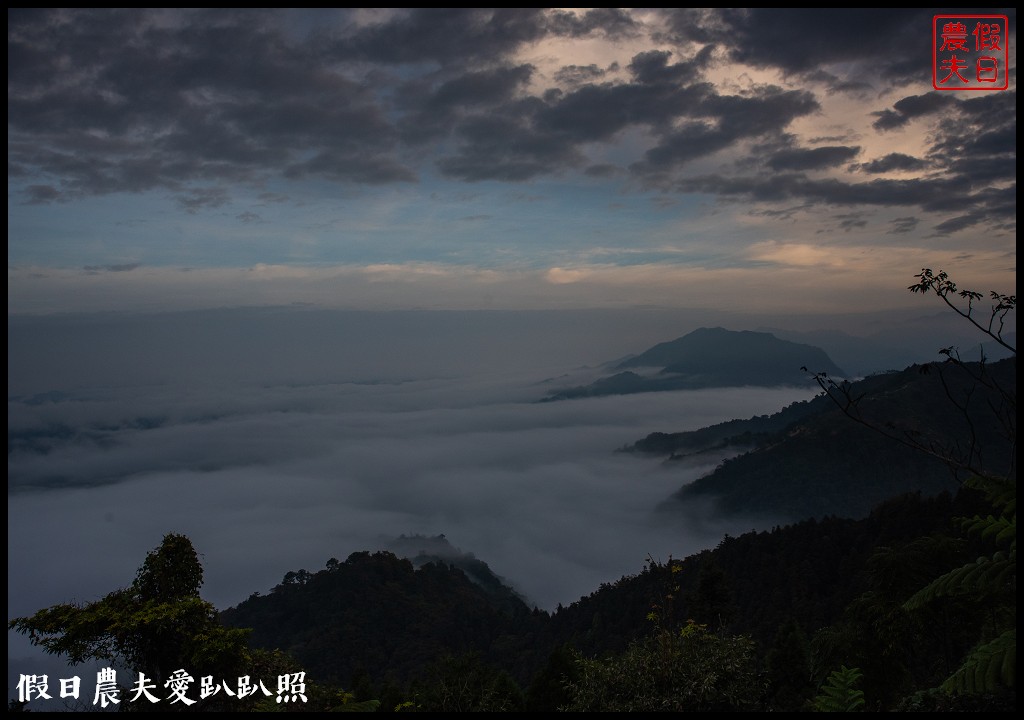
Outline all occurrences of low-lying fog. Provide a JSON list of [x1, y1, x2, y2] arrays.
[[13, 305, 958, 682]]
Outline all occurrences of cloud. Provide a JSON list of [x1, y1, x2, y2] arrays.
[[328, 8, 550, 65], [888, 216, 919, 234], [24, 185, 63, 203], [857, 153, 928, 174], [675, 173, 980, 214], [632, 86, 820, 177], [767, 145, 860, 172], [83, 263, 140, 273], [437, 110, 585, 181], [871, 92, 954, 131], [5, 8, 1015, 260], [662, 7, 936, 85], [8, 251, 1017, 317], [7, 315, 819, 619], [553, 63, 610, 87], [176, 187, 231, 213]]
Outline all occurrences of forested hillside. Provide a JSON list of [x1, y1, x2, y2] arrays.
[[207, 487, 1009, 711], [621, 358, 1015, 521]]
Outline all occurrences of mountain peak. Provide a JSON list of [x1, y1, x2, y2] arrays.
[[618, 327, 845, 378], [546, 327, 845, 400]]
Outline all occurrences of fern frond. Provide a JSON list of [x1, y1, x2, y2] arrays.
[[961, 514, 1015, 546], [903, 552, 1015, 610], [963, 475, 1016, 515], [814, 665, 865, 712], [940, 629, 1016, 694]]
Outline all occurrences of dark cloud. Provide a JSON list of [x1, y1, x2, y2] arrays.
[[398, 65, 535, 144], [8, 9, 407, 200], [437, 110, 583, 181], [584, 164, 621, 178], [547, 7, 642, 39], [767, 146, 860, 172], [539, 81, 712, 145], [176, 187, 231, 213], [329, 8, 545, 64], [931, 98, 1016, 162], [427, 65, 534, 111], [870, 111, 905, 132], [628, 46, 714, 85], [888, 216, 919, 234], [947, 154, 1016, 187], [666, 8, 932, 80], [832, 212, 869, 231], [5, 8, 1014, 224], [554, 64, 610, 87], [930, 184, 1016, 236], [669, 81, 1014, 227], [635, 122, 734, 172], [872, 93, 953, 131], [857, 153, 928, 173], [749, 204, 812, 221], [925, 91, 1016, 196], [8, 10, 663, 196], [285, 151, 417, 184], [676, 173, 971, 209], [25, 184, 62, 204], [83, 263, 141, 273], [633, 87, 819, 175], [932, 214, 982, 236]]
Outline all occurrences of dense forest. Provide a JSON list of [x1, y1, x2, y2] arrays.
[[10, 271, 1016, 711], [212, 486, 1010, 712]]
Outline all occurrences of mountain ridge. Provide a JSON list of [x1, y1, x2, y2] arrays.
[[545, 326, 844, 400]]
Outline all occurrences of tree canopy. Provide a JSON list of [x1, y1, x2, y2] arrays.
[[9, 533, 256, 710]]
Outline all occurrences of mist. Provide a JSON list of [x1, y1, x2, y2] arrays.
[[10, 306, 890, 681]]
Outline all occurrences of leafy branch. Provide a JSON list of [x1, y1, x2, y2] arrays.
[[909, 268, 1016, 355], [810, 270, 1015, 486]]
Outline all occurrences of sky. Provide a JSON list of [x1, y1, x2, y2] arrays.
[[7, 8, 1016, 315], [6, 8, 1018, 705]]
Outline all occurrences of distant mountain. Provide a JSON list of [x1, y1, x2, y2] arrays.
[[643, 358, 1015, 521], [545, 327, 844, 400], [618, 395, 825, 458]]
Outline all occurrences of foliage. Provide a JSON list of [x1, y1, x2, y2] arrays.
[[523, 644, 579, 711], [908, 268, 1015, 356], [812, 269, 1015, 484], [812, 269, 1016, 702], [561, 620, 763, 711], [9, 534, 252, 701], [9, 534, 378, 712], [409, 652, 525, 712], [764, 618, 814, 711], [813, 665, 865, 712], [940, 630, 1016, 695], [904, 271, 1016, 697], [221, 550, 538, 690], [902, 475, 1016, 695], [683, 559, 737, 631]]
